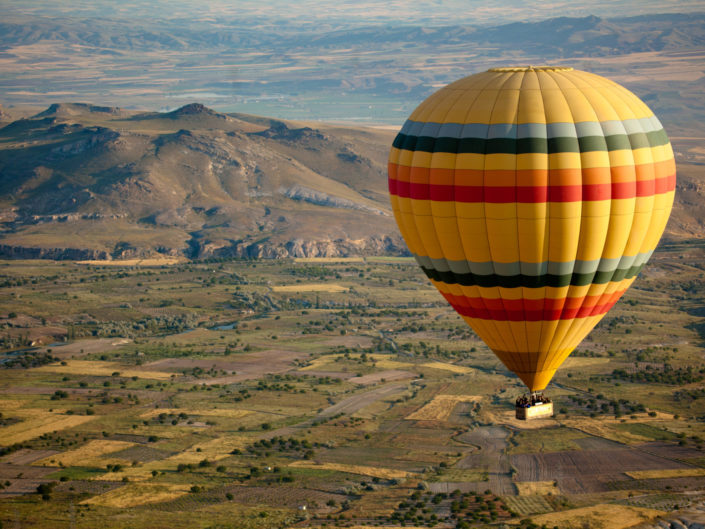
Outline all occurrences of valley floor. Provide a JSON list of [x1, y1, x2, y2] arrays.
[[1, 251, 705, 528]]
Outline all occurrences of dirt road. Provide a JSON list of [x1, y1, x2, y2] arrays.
[[453, 426, 517, 496]]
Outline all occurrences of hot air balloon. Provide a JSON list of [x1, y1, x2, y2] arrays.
[[388, 66, 675, 417]]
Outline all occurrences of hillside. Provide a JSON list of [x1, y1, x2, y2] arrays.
[[0, 103, 403, 259], [0, 102, 704, 260]]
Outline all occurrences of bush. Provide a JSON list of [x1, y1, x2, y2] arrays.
[[36, 482, 58, 500]]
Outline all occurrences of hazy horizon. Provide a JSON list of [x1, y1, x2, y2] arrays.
[[2, 1, 705, 124]]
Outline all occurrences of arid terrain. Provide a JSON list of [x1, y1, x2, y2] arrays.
[[0, 103, 404, 260], [2, 2, 705, 528], [0, 8, 704, 124], [1, 244, 705, 528]]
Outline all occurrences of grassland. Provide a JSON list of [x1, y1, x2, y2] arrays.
[[1, 251, 705, 528], [626, 468, 705, 479], [34, 360, 178, 380], [288, 461, 410, 480], [530, 504, 665, 529], [405, 395, 481, 421], [0, 412, 96, 446], [514, 480, 560, 496], [35, 440, 136, 467], [81, 482, 192, 507]]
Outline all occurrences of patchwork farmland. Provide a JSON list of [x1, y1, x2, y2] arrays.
[[1, 251, 705, 528]]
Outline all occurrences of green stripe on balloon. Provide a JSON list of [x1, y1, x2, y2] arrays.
[[421, 262, 647, 289], [392, 129, 669, 154]]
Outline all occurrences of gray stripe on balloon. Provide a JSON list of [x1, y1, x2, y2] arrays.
[[414, 250, 654, 278], [399, 115, 663, 140]]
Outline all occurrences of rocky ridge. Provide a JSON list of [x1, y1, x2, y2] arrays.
[[0, 103, 404, 260]]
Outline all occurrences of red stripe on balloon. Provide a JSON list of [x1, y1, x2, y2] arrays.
[[388, 172, 675, 203], [441, 289, 627, 321]]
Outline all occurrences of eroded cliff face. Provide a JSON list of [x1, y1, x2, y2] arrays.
[[0, 235, 409, 261], [195, 235, 408, 259], [0, 245, 109, 260]]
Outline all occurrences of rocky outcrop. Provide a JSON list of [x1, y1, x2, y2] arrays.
[[34, 103, 123, 117], [0, 235, 409, 261], [196, 235, 408, 259], [281, 185, 388, 216], [251, 121, 326, 141], [0, 245, 109, 260], [48, 127, 119, 158], [167, 103, 225, 118]]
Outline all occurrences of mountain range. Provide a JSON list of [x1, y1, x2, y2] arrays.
[[1, 102, 704, 260], [0, 103, 402, 259], [2, 12, 704, 124]]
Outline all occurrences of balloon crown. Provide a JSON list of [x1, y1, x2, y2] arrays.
[[488, 66, 574, 72]]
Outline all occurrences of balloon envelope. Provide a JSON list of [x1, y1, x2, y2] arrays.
[[388, 67, 676, 391]]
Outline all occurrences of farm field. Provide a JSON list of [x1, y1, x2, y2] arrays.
[[1, 250, 705, 528]]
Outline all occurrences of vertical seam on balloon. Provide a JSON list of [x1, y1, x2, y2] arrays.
[[543, 70, 595, 374], [532, 71, 556, 385], [473, 74, 518, 355], [513, 70, 531, 371], [541, 70, 584, 378], [453, 75, 514, 354], [482, 72, 523, 370], [563, 77, 632, 353], [589, 83, 644, 296], [525, 70, 549, 372], [449, 74, 514, 354]]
